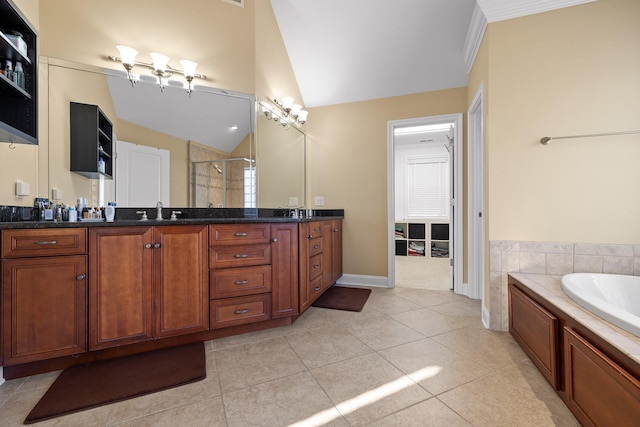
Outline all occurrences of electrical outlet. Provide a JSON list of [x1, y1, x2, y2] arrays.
[[289, 196, 298, 206], [52, 187, 63, 200], [314, 196, 324, 206]]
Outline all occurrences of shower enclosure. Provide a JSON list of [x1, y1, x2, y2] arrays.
[[191, 158, 256, 208]]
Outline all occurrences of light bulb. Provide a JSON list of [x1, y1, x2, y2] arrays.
[[179, 59, 198, 78], [281, 97, 294, 110], [116, 45, 138, 66], [297, 110, 308, 123], [290, 104, 302, 117], [150, 52, 169, 73]]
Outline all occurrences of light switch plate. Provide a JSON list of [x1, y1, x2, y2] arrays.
[[314, 196, 324, 206], [52, 188, 63, 200]]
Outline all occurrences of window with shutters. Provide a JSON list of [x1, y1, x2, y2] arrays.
[[406, 155, 449, 219]]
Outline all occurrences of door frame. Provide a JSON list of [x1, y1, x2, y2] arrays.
[[387, 113, 463, 292], [468, 84, 487, 323]]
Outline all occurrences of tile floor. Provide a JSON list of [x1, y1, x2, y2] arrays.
[[0, 288, 579, 426], [395, 256, 451, 290]]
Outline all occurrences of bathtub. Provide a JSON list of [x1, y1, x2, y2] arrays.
[[561, 273, 640, 337]]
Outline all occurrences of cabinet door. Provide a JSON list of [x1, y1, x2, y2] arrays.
[[1, 256, 87, 365], [154, 225, 209, 337], [563, 327, 640, 426], [89, 227, 153, 350], [322, 221, 334, 289], [271, 223, 299, 318]]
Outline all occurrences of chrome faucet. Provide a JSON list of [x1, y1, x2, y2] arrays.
[[156, 201, 163, 220]]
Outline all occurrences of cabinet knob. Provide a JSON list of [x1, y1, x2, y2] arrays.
[[234, 254, 249, 258], [145, 243, 152, 249], [313, 244, 320, 249], [314, 286, 321, 291], [76, 274, 86, 281], [333, 229, 339, 232], [234, 309, 249, 315], [154, 243, 161, 248], [313, 264, 321, 269], [271, 237, 278, 242]]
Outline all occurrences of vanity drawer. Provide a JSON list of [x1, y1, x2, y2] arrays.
[[306, 221, 323, 239], [309, 236, 323, 257], [2, 228, 87, 258], [209, 224, 271, 245], [210, 294, 271, 329], [210, 243, 271, 269], [309, 253, 323, 281], [210, 265, 272, 298]]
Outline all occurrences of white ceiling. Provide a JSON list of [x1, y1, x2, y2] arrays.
[[271, 0, 596, 108]]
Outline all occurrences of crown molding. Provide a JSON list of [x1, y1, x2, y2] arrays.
[[477, 0, 596, 23], [463, 2, 488, 74]]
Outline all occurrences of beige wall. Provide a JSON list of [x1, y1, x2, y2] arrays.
[[486, 0, 640, 245], [306, 88, 468, 277]]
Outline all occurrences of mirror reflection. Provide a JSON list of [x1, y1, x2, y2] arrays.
[[41, 58, 305, 210]]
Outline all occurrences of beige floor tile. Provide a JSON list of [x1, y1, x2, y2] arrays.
[[432, 327, 528, 371], [214, 336, 306, 393], [311, 353, 431, 426], [0, 376, 27, 407], [395, 288, 460, 307], [428, 298, 483, 323], [110, 397, 227, 427], [223, 371, 346, 427], [438, 370, 580, 426], [345, 315, 425, 350], [369, 397, 472, 426], [284, 324, 373, 369], [379, 338, 491, 395], [210, 325, 286, 351], [395, 256, 451, 290], [0, 387, 112, 427], [389, 307, 474, 337]]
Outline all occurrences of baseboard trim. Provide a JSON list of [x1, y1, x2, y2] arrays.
[[482, 304, 490, 329], [337, 274, 389, 289]]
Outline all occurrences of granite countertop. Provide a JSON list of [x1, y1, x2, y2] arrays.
[[0, 207, 344, 229], [509, 273, 640, 366]]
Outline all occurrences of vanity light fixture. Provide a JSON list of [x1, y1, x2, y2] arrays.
[[109, 45, 206, 96], [265, 97, 309, 128]]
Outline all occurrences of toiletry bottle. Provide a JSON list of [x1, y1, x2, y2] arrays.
[[13, 61, 24, 89], [98, 157, 105, 173], [4, 59, 12, 81], [68, 206, 77, 222]]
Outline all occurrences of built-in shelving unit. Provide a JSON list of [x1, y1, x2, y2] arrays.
[[395, 221, 449, 258], [70, 102, 114, 179], [0, 0, 37, 145]]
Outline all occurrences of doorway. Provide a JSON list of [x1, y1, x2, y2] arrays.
[[387, 114, 463, 292]]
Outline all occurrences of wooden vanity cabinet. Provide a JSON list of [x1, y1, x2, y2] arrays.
[[324, 219, 343, 288], [299, 221, 324, 311], [89, 225, 208, 350], [1, 229, 88, 365]]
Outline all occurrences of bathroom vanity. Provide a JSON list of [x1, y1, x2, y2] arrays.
[[0, 213, 342, 379], [508, 274, 640, 425]]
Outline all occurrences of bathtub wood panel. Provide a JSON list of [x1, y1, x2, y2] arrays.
[[509, 284, 559, 389]]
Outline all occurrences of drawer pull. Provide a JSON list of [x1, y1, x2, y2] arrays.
[[314, 286, 321, 291], [235, 309, 250, 315], [77, 274, 86, 281], [313, 227, 321, 232], [35, 240, 58, 245], [333, 229, 339, 232], [145, 243, 152, 249], [313, 265, 321, 269], [234, 254, 249, 258], [234, 280, 249, 285], [154, 243, 161, 248], [234, 232, 248, 237], [313, 244, 320, 249]]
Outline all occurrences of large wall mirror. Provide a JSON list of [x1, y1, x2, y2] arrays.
[[35, 58, 305, 210]]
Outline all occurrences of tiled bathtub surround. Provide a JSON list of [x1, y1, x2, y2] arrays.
[[489, 241, 640, 331]]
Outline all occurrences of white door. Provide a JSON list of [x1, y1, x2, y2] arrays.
[[115, 140, 170, 207], [468, 85, 485, 307]]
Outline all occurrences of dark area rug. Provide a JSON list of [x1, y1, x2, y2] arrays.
[[24, 341, 206, 424], [312, 286, 372, 312]]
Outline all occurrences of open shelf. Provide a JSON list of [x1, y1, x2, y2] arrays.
[[395, 221, 449, 258]]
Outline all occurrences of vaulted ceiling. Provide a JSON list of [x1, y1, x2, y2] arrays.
[[271, 0, 595, 107]]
